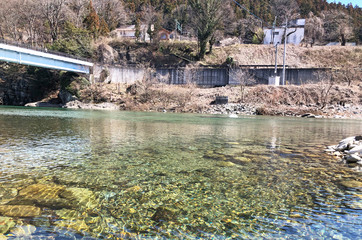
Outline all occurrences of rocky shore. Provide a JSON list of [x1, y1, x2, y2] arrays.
[[326, 136, 362, 171]]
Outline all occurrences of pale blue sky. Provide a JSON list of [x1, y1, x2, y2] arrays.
[[326, 0, 361, 7]]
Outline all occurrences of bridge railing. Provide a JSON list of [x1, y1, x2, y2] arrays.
[[0, 38, 92, 63]]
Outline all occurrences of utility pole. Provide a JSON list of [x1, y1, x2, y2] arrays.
[[271, 16, 277, 44], [274, 43, 279, 75], [282, 17, 288, 85]]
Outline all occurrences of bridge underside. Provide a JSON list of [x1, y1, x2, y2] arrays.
[[0, 43, 93, 74]]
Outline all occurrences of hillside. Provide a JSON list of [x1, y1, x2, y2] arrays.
[[96, 38, 362, 69], [204, 44, 362, 68]]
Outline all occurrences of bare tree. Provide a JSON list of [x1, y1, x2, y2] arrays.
[[270, 0, 299, 25], [93, 0, 128, 31], [188, 0, 223, 60], [314, 70, 336, 109], [322, 10, 354, 46], [18, 0, 44, 46], [304, 12, 324, 47], [229, 68, 256, 102], [40, 0, 70, 42], [237, 16, 264, 44], [67, 0, 89, 28], [0, 0, 23, 41]]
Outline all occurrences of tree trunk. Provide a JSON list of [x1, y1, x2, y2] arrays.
[[208, 35, 215, 54], [341, 34, 346, 46], [198, 39, 207, 60]]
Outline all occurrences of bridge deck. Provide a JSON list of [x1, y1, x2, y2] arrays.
[[0, 43, 93, 74]]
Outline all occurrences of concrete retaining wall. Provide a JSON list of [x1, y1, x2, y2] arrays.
[[94, 64, 328, 86]]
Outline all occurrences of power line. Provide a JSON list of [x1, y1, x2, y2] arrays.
[[231, 0, 264, 26]]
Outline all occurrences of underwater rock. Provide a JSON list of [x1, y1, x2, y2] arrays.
[[10, 225, 36, 237], [232, 156, 252, 164], [55, 219, 89, 233], [0, 188, 18, 204], [0, 205, 41, 217], [151, 207, 177, 222], [0, 217, 16, 234], [59, 187, 97, 209], [216, 161, 235, 167], [339, 180, 362, 189], [18, 184, 65, 200], [6, 184, 75, 209], [55, 209, 80, 220], [125, 186, 142, 193]]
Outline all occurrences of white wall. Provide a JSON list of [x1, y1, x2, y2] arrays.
[[264, 27, 305, 45]]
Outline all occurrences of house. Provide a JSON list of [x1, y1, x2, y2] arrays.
[[158, 28, 175, 41], [111, 25, 153, 42], [263, 19, 305, 45]]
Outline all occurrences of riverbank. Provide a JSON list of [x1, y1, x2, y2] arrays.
[[27, 83, 362, 119]]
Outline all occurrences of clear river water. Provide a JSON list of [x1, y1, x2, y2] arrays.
[[0, 106, 361, 239]]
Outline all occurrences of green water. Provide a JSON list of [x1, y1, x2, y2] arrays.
[[0, 106, 361, 239]]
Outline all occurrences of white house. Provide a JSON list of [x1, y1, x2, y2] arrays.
[[111, 25, 153, 42], [263, 19, 305, 45]]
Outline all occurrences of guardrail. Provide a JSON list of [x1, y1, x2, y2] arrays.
[[0, 39, 92, 62]]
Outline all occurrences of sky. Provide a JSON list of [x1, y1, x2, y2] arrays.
[[326, 0, 361, 7]]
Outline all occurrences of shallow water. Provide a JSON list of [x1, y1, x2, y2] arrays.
[[0, 106, 361, 239]]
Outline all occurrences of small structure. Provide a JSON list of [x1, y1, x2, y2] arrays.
[[111, 25, 152, 42], [263, 19, 305, 45], [158, 28, 175, 41]]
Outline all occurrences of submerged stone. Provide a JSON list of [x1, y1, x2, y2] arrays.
[[55, 209, 80, 220], [59, 187, 97, 209], [151, 207, 177, 222], [125, 186, 142, 193], [0, 188, 18, 205], [0, 205, 41, 217], [8, 184, 72, 209], [18, 184, 65, 200], [0, 217, 16, 234], [55, 220, 89, 233], [10, 225, 36, 237], [216, 161, 235, 167], [8, 184, 67, 208], [339, 180, 362, 189]]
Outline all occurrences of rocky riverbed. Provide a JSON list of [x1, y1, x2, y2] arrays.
[[326, 136, 362, 171]]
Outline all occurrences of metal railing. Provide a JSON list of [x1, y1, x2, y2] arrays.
[[0, 38, 92, 62]]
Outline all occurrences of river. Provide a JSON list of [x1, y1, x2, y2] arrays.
[[0, 106, 361, 239]]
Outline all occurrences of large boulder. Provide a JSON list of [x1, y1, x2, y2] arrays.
[[59, 89, 78, 104], [97, 44, 119, 64]]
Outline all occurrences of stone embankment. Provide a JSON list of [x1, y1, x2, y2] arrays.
[[204, 103, 362, 119], [326, 136, 362, 171]]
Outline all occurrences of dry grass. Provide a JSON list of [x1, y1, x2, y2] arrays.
[[205, 45, 362, 68]]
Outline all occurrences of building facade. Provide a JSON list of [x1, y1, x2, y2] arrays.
[[263, 19, 305, 45]]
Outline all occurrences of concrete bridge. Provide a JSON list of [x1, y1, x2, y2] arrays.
[[0, 41, 93, 74]]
